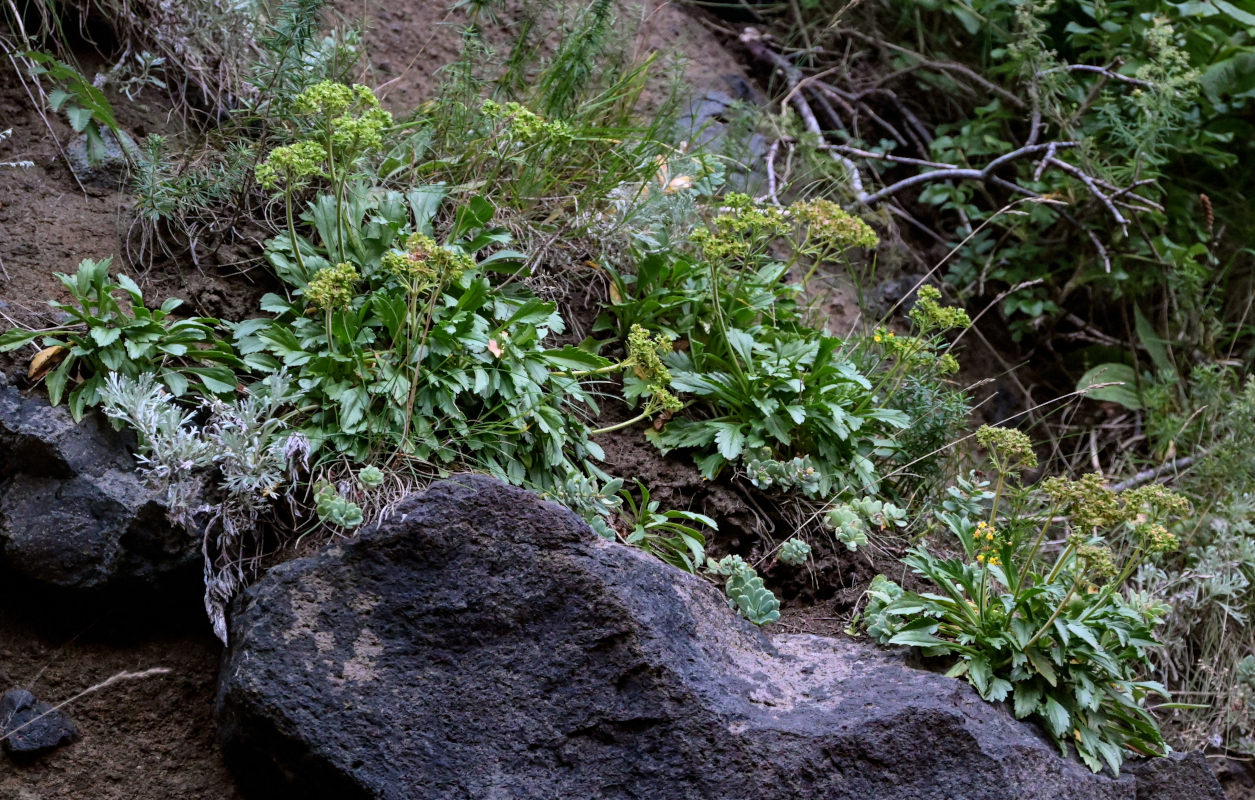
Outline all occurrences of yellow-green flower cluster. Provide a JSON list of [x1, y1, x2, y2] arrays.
[[935, 353, 960, 375], [382, 233, 440, 288], [973, 520, 1003, 566], [714, 193, 792, 239], [331, 106, 393, 154], [257, 83, 393, 193], [689, 226, 752, 261], [429, 243, 476, 281], [294, 81, 375, 117], [1042, 473, 1123, 532], [1124, 483, 1191, 521], [1134, 522, 1177, 554], [976, 424, 1038, 472], [482, 99, 574, 145], [1043, 475, 1184, 555], [255, 140, 325, 191], [1078, 543, 1118, 582], [871, 327, 960, 375], [626, 324, 682, 413], [691, 195, 792, 262], [305, 261, 359, 310], [1139, 19, 1193, 84], [909, 285, 972, 334], [385, 233, 475, 285], [792, 198, 879, 251]]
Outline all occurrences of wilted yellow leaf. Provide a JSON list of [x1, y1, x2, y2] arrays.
[[27, 345, 67, 381]]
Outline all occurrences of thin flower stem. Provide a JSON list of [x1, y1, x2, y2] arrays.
[[1025, 574, 1082, 649], [1044, 541, 1079, 585], [1014, 499, 1060, 606], [285, 192, 305, 277], [989, 471, 1006, 523], [556, 362, 623, 378], [590, 410, 654, 435], [709, 261, 749, 390], [325, 120, 346, 264]]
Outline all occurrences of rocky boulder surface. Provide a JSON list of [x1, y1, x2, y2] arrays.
[[0, 374, 196, 592], [217, 474, 1223, 800]]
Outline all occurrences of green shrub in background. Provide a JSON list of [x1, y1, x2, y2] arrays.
[[911, 1, 1251, 350], [753, 0, 1254, 368], [1129, 371, 1255, 756]]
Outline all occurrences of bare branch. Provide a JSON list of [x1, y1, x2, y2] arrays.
[[831, 27, 1026, 109], [1040, 62, 1154, 88], [819, 143, 954, 170], [1109, 456, 1199, 492], [740, 26, 1147, 275], [1046, 156, 1128, 234], [860, 141, 1076, 206], [759, 137, 786, 207]]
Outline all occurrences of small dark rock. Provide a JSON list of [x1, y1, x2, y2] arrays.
[[0, 375, 198, 593], [63, 128, 139, 192], [1, 688, 79, 758], [869, 272, 929, 319], [681, 86, 768, 195]]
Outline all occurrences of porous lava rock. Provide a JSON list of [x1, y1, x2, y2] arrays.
[[0, 373, 196, 592], [217, 474, 1223, 800], [1, 688, 79, 758]]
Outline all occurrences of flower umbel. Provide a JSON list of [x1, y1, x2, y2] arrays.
[[976, 424, 1038, 473], [792, 197, 879, 251], [305, 262, 359, 310]]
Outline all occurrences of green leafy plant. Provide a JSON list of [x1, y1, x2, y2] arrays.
[[707, 554, 781, 625], [863, 425, 1189, 774], [614, 481, 715, 574], [313, 483, 365, 529], [237, 80, 614, 484], [824, 495, 907, 552], [236, 181, 605, 482], [778, 536, 812, 566], [0, 257, 240, 419], [600, 194, 905, 496], [25, 50, 124, 165]]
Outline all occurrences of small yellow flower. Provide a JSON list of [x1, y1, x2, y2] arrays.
[[976, 554, 986, 564], [874, 334, 883, 343]]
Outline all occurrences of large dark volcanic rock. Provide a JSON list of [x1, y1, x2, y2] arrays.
[[0, 374, 196, 592], [217, 474, 1222, 800]]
